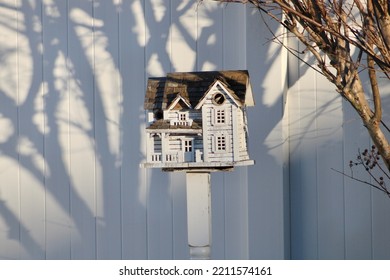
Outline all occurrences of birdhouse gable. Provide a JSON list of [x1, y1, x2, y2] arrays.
[[194, 79, 242, 109], [166, 94, 192, 111]]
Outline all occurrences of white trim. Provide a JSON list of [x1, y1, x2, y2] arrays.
[[212, 132, 230, 153], [232, 106, 240, 161], [245, 78, 255, 106], [202, 106, 210, 162]]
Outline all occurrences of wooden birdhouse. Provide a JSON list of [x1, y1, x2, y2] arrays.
[[141, 70, 255, 171]]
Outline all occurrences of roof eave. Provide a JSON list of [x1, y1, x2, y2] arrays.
[[245, 80, 255, 107]]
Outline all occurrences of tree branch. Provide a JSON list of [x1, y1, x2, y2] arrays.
[[367, 55, 382, 123]]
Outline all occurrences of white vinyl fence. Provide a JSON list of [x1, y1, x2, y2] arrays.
[[0, 0, 389, 260]]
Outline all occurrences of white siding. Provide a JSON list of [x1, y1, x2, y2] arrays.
[[288, 36, 390, 259], [0, 0, 388, 260]]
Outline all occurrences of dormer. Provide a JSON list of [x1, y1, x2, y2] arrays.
[[195, 79, 244, 109], [165, 93, 193, 127]]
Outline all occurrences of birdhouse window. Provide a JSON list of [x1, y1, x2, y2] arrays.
[[216, 109, 225, 124], [184, 139, 192, 152], [179, 112, 187, 121], [216, 135, 226, 151]]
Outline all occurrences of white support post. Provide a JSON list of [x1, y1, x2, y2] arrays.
[[186, 172, 211, 260], [161, 132, 167, 163]]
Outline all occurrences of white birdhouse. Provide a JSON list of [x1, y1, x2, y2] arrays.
[[141, 70, 255, 171]]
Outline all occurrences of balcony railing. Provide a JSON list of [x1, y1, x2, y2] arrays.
[[151, 153, 161, 162], [170, 119, 193, 127], [150, 152, 181, 163]]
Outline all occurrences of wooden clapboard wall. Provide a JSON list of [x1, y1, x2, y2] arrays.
[[0, 0, 389, 260]]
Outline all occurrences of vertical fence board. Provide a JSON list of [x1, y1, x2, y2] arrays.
[[372, 192, 390, 259], [341, 70, 373, 260], [289, 42, 319, 259], [222, 4, 249, 260], [0, 1, 21, 260], [315, 74, 345, 259], [18, 0, 46, 259], [43, 0, 72, 259], [66, 0, 97, 259], [92, 0, 122, 259], [120, 0, 148, 260], [144, 0, 173, 259]]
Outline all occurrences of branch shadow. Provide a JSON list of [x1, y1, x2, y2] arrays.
[[0, 0, 225, 259]]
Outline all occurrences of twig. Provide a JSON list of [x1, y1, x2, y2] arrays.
[[331, 168, 390, 196]]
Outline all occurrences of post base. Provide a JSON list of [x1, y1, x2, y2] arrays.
[[189, 246, 211, 260]]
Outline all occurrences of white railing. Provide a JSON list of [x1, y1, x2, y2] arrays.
[[170, 120, 193, 127], [150, 152, 180, 163], [165, 153, 178, 162], [151, 153, 161, 162]]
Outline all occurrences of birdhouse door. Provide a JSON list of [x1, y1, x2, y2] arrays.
[[183, 139, 193, 162]]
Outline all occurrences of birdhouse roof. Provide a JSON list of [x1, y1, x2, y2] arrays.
[[144, 70, 254, 110]]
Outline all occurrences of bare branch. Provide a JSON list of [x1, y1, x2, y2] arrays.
[[332, 168, 390, 197], [368, 55, 382, 123]]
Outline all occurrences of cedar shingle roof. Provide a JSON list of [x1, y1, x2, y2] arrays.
[[144, 70, 252, 110]]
